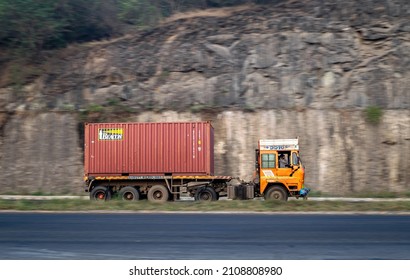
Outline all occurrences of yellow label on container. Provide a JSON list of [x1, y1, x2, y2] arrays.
[[98, 128, 123, 140]]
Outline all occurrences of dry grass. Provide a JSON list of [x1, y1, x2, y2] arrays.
[[162, 4, 254, 24], [1, 199, 410, 213]]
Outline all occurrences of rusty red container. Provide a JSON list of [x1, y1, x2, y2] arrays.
[[84, 121, 214, 177]]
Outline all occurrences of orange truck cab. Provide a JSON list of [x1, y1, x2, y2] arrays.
[[255, 139, 308, 201]]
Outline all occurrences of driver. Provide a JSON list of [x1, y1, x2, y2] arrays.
[[279, 154, 287, 168]]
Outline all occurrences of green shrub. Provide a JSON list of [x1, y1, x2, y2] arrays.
[[365, 105, 383, 124], [87, 104, 104, 113], [118, 0, 162, 27]]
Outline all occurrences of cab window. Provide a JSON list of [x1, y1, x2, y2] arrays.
[[261, 153, 276, 168], [292, 152, 299, 165]]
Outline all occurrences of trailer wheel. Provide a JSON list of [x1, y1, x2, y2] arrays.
[[119, 186, 140, 201], [195, 187, 218, 201], [147, 185, 169, 202], [90, 186, 112, 201], [264, 186, 288, 201]]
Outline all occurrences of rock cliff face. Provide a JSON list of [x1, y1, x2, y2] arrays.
[[0, 0, 409, 194]]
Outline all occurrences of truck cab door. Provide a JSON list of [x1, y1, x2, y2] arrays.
[[276, 152, 301, 189]]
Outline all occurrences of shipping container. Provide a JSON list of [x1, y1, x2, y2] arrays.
[[84, 121, 214, 177]]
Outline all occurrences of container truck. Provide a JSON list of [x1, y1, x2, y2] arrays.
[[83, 121, 308, 202]]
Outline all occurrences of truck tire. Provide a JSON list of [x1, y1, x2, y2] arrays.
[[264, 186, 288, 201], [90, 186, 112, 201], [147, 185, 169, 202], [195, 186, 218, 201], [119, 186, 140, 201]]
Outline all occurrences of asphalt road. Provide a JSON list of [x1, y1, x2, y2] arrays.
[[0, 213, 409, 260]]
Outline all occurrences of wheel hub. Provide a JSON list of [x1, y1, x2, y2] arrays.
[[154, 191, 163, 199]]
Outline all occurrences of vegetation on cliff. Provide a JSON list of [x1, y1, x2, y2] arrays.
[[0, 0, 273, 87], [0, 0, 269, 56]]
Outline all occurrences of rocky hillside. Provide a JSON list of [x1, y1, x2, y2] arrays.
[[0, 0, 409, 195]]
